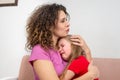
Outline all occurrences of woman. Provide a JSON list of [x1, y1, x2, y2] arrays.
[[26, 3, 99, 80]]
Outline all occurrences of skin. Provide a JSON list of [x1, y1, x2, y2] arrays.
[[58, 38, 72, 61], [33, 10, 99, 80], [52, 10, 70, 47]]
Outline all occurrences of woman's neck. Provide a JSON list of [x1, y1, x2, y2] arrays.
[[52, 35, 59, 50]]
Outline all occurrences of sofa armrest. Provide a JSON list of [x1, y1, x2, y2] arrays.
[[0, 76, 18, 80]]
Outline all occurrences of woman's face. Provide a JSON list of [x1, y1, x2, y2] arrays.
[[58, 38, 72, 61], [53, 10, 70, 38]]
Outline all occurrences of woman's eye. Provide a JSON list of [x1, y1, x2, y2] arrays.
[[61, 20, 65, 23], [61, 18, 68, 23]]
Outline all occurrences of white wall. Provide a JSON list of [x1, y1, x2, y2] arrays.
[[66, 0, 120, 58], [0, 0, 50, 78], [0, 0, 120, 78]]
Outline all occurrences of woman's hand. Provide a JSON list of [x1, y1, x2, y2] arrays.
[[88, 61, 99, 79], [70, 35, 89, 52], [70, 35, 92, 61]]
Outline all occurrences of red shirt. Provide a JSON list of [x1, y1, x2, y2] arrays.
[[68, 56, 98, 80]]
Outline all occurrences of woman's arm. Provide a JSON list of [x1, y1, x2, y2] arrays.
[[61, 70, 75, 80], [62, 67, 98, 80], [33, 59, 99, 80], [73, 72, 94, 80], [33, 60, 59, 80]]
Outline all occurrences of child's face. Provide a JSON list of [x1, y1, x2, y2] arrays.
[[58, 38, 72, 61]]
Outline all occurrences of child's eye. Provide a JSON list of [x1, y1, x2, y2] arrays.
[[61, 44, 64, 47], [58, 44, 64, 49], [58, 46, 60, 49]]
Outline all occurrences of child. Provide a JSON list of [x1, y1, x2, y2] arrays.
[[58, 35, 99, 80]]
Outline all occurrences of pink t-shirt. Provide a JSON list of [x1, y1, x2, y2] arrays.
[[29, 44, 67, 80]]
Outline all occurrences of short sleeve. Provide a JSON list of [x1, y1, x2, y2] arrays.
[[29, 45, 50, 65], [68, 56, 89, 75]]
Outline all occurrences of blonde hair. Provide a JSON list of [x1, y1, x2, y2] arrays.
[[59, 35, 84, 79]]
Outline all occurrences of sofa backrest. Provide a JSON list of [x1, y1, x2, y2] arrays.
[[93, 58, 120, 80], [18, 55, 120, 80], [18, 55, 35, 80]]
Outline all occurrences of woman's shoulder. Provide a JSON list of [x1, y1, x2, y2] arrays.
[[29, 44, 51, 62], [31, 44, 58, 57], [32, 44, 46, 52], [32, 44, 42, 49]]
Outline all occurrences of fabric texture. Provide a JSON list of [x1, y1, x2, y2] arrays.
[[29, 44, 67, 80], [68, 56, 98, 80]]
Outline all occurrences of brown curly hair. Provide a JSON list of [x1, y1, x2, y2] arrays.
[[26, 3, 69, 50]]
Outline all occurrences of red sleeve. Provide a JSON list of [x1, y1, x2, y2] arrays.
[[68, 56, 89, 75], [94, 78, 99, 80]]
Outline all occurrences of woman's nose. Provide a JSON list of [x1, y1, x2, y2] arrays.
[[66, 21, 70, 27]]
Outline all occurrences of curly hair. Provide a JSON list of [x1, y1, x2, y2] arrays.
[[26, 3, 69, 50]]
